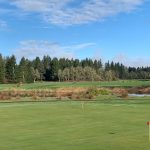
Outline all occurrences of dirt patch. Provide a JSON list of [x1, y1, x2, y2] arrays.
[[112, 88, 128, 98], [55, 87, 90, 99], [128, 87, 150, 94]]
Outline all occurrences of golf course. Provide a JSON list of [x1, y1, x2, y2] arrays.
[[1, 0, 150, 149], [0, 80, 150, 150]]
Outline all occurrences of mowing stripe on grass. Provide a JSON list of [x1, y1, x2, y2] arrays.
[[0, 103, 37, 108]]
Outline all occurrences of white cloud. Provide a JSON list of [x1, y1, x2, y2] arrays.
[[0, 20, 7, 29], [8, 0, 144, 25], [113, 53, 150, 67], [14, 40, 95, 60], [63, 42, 95, 50]]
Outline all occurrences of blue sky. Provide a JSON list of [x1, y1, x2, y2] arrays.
[[0, 0, 150, 66]]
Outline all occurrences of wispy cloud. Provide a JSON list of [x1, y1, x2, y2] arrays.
[[4, 0, 144, 25], [14, 40, 95, 60], [62, 43, 95, 50], [0, 20, 7, 29], [113, 53, 150, 67]]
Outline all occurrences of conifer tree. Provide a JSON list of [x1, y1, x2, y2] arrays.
[[5, 55, 16, 83], [0, 54, 5, 83]]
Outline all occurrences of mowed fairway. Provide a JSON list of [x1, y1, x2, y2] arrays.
[[0, 101, 150, 150], [1, 80, 150, 90]]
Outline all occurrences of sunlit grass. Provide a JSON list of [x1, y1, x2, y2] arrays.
[[1, 80, 150, 90], [0, 100, 150, 150]]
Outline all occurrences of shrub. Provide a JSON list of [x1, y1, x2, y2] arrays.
[[86, 87, 99, 96], [32, 93, 39, 100], [112, 88, 128, 98], [99, 89, 111, 95]]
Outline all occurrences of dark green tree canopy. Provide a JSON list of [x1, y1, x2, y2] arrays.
[[0, 53, 150, 83]]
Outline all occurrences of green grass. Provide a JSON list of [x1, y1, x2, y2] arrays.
[[0, 100, 150, 150], [1, 80, 150, 90]]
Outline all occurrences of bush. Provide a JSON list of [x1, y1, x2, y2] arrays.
[[99, 89, 111, 95], [86, 87, 99, 95], [112, 88, 128, 98]]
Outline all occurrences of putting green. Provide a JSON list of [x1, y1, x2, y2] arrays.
[[0, 101, 150, 150]]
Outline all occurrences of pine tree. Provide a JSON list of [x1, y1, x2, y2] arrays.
[[42, 56, 51, 70], [33, 57, 44, 81], [42, 56, 51, 81], [5, 55, 16, 83], [50, 57, 59, 81], [25, 62, 35, 83], [0, 54, 5, 83], [16, 57, 27, 83]]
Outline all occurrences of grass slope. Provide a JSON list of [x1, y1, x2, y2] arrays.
[[0, 101, 150, 150]]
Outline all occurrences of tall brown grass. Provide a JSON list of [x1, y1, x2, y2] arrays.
[[0, 87, 124, 101]]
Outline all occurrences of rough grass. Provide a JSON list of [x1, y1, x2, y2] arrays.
[[0, 87, 128, 101], [0, 100, 150, 150]]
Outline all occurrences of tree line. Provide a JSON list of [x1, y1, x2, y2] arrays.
[[0, 54, 150, 83]]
